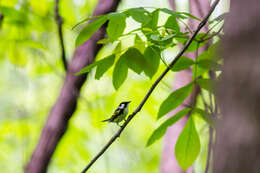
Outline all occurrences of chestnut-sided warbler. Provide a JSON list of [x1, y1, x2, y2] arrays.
[[102, 101, 131, 126]]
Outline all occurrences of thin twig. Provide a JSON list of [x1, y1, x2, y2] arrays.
[[81, 0, 220, 172], [199, 25, 224, 43], [55, 0, 67, 70]]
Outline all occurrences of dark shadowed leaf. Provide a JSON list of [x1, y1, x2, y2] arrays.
[[123, 48, 146, 74], [112, 56, 128, 90], [146, 108, 191, 147], [197, 59, 221, 71], [158, 82, 194, 119], [197, 78, 217, 93], [175, 116, 200, 170], [193, 108, 215, 128], [107, 13, 127, 41], [95, 55, 115, 79], [143, 46, 161, 78], [75, 15, 108, 47], [171, 56, 195, 72]]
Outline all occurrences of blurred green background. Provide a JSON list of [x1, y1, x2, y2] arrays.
[[0, 0, 227, 172]]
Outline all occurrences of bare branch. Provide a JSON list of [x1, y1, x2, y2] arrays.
[[81, 0, 221, 172]]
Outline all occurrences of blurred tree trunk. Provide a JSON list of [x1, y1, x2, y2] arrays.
[[25, 0, 120, 172], [161, 1, 209, 172], [214, 0, 260, 172]]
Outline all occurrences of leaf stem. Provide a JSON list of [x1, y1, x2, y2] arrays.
[[81, 0, 221, 172]]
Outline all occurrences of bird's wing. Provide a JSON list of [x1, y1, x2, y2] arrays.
[[110, 107, 124, 121]]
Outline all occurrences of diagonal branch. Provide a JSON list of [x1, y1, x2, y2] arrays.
[[55, 0, 67, 70], [81, 0, 221, 172]]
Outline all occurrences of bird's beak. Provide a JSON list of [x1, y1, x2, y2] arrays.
[[127, 101, 131, 103]]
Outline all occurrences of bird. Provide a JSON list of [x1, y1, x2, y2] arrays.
[[102, 101, 131, 126]]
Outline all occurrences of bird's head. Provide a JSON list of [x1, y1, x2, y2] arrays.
[[119, 101, 131, 107]]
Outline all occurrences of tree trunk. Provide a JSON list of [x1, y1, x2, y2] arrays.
[[161, 1, 209, 172], [25, 0, 120, 172], [214, 0, 260, 172]]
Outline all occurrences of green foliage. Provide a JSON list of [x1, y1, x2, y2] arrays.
[[107, 13, 127, 41], [143, 46, 161, 78], [175, 116, 200, 170], [157, 82, 194, 119], [197, 78, 217, 93], [75, 15, 108, 47], [124, 7, 150, 24], [171, 56, 195, 72], [76, 55, 115, 75], [95, 55, 115, 80], [146, 108, 191, 147], [123, 48, 146, 75], [112, 55, 128, 90]]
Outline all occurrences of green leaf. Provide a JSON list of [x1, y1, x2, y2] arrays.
[[124, 7, 151, 24], [72, 15, 102, 30], [123, 48, 146, 74], [193, 108, 215, 128], [134, 34, 146, 53], [197, 78, 216, 93], [75, 55, 114, 75], [159, 8, 186, 19], [142, 9, 159, 30], [75, 15, 108, 47], [146, 108, 191, 147], [107, 13, 127, 41], [197, 59, 221, 71], [143, 46, 161, 78], [177, 12, 201, 21], [112, 56, 128, 90], [171, 56, 194, 72], [95, 55, 115, 79], [158, 82, 194, 119], [164, 15, 180, 32], [175, 116, 200, 170]]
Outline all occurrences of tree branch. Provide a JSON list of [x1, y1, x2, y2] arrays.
[[55, 0, 67, 71], [81, 0, 221, 172], [25, 1, 121, 173]]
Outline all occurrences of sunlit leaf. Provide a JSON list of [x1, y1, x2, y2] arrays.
[[142, 9, 159, 30], [175, 116, 200, 170], [197, 59, 221, 71], [75, 55, 115, 75], [158, 82, 194, 119], [75, 15, 108, 47], [177, 12, 201, 21], [164, 15, 180, 32], [112, 56, 128, 90], [107, 13, 127, 41], [146, 108, 191, 147], [95, 55, 115, 79], [171, 56, 194, 72], [124, 7, 151, 24]]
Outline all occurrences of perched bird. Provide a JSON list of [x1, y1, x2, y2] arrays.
[[102, 101, 131, 126]]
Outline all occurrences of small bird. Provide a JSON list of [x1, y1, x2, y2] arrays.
[[102, 101, 131, 126]]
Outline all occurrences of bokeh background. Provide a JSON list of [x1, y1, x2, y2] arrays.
[[0, 0, 228, 172]]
